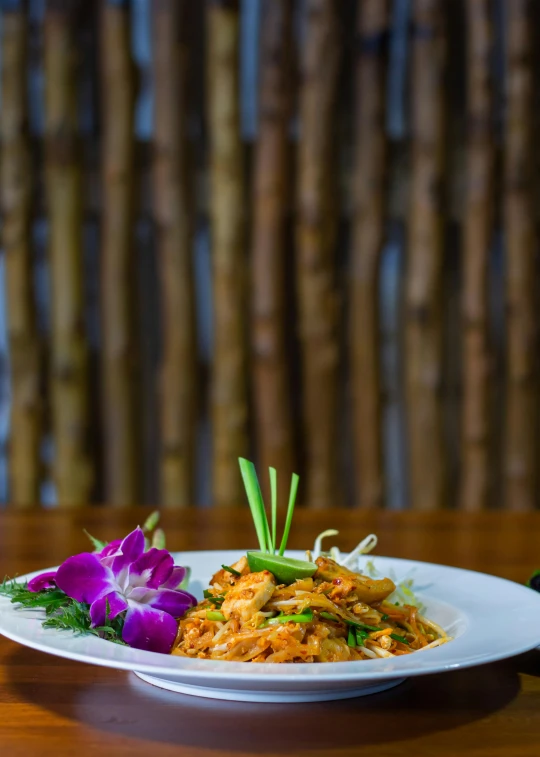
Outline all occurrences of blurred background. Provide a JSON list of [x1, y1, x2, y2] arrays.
[[0, 0, 536, 511]]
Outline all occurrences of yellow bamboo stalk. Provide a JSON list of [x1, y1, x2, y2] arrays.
[[1, 7, 41, 507], [296, 0, 341, 509], [251, 0, 295, 505], [152, 0, 197, 507], [405, 0, 447, 511], [44, 2, 92, 504], [350, 0, 389, 509], [207, 0, 248, 507], [459, 0, 493, 512], [100, 1, 138, 506], [503, 0, 537, 511]]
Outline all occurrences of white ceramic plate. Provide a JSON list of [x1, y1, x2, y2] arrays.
[[1, 550, 540, 703]]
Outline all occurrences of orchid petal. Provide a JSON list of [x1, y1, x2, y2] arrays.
[[111, 527, 146, 587], [56, 553, 116, 604], [129, 548, 174, 590], [160, 565, 186, 590], [119, 527, 145, 561], [27, 571, 57, 593], [122, 602, 178, 653], [90, 591, 128, 627], [128, 587, 196, 617], [98, 539, 122, 558]]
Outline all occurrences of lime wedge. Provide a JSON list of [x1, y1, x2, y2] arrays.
[[247, 552, 317, 585]]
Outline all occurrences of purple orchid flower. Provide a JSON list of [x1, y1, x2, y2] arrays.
[[28, 538, 125, 591], [29, 527, 196, 653], [27, 571, 58, 592]]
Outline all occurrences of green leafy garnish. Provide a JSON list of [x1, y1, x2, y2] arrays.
[[270, 467, 277, 557], [390, 632, 409, 645], [206, 610, 227, 622], [221, 564, 241, 577], [319, 611, 340, 622], [238, 458, 300, 556], [278, 473, 300, 557], [83, 529, 107, 552], [261, 609, 314, 627], [0, 578, 127, 644], [345, 619, 381, 632], [238, 458, 316, 584]]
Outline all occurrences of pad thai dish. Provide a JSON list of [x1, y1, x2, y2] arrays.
[[172, 459, 451, 663], [172, 553, 450, 663]]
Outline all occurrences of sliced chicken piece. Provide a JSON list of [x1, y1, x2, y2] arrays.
[[315, 556, 395, 604], [221, 570, 276, 623]]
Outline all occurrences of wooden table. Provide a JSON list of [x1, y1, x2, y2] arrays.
[[1, 508, 540, 757]]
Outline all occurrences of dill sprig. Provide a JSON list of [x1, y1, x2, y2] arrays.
[[0, 578, 127, 645]]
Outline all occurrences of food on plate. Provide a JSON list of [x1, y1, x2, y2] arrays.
[[0, 459, 451, 660], [171, 459, 450, 662]]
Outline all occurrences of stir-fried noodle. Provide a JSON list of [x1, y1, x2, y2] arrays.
[[172, 553, 451, 663]]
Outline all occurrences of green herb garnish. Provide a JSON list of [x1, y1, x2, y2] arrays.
[[355, 629, 365, 646], [390, 632, 409, 645], [347, 626, 357, 647], [319, 611, 340, 622], [261, 609, 314, 628], [0, 579, 127, 644], [239, 458, 316, 584], [345, 619, 381, 632], [221, 564, 241, 577], [206, 610, 227, 622]]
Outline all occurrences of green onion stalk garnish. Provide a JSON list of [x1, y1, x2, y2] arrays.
[[238, 458, 316, 584], [259, 609, 314, 628]]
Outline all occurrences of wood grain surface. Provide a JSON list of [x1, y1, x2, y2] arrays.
[[1, 508, 540, 757]]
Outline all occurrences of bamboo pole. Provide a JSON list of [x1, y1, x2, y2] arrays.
[[503, 0, 537, 511], [405, 0, 447, 511], [100, 0, 138, 506], [349, 0, 389, 509], [296, 0, 341, 509], [459, 0, 493, 512], [251, 0, 295, 504], [152, 0, 197, 508], [207, 0, 248, 507], [44, 1, 92, 504], [1, 4, 41, 507]]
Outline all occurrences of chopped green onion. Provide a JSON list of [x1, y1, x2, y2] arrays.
[[239, 458, 270, 553], [278, 473, 300, 556], [262, 609, 313, 627], [206, 610, 226, 622], [355, 629, 365, 646], [345, 619, 381, 632], [347, 626, 357, 648], [221, 564, 241, 577], [381, 613, 389, 621], [319, 611, 340, 623], [390, 632, 409, 645], [270, 467, 277, 554]]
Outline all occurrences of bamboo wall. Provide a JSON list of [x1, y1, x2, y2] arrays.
[[0, 0, 539, 511]]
